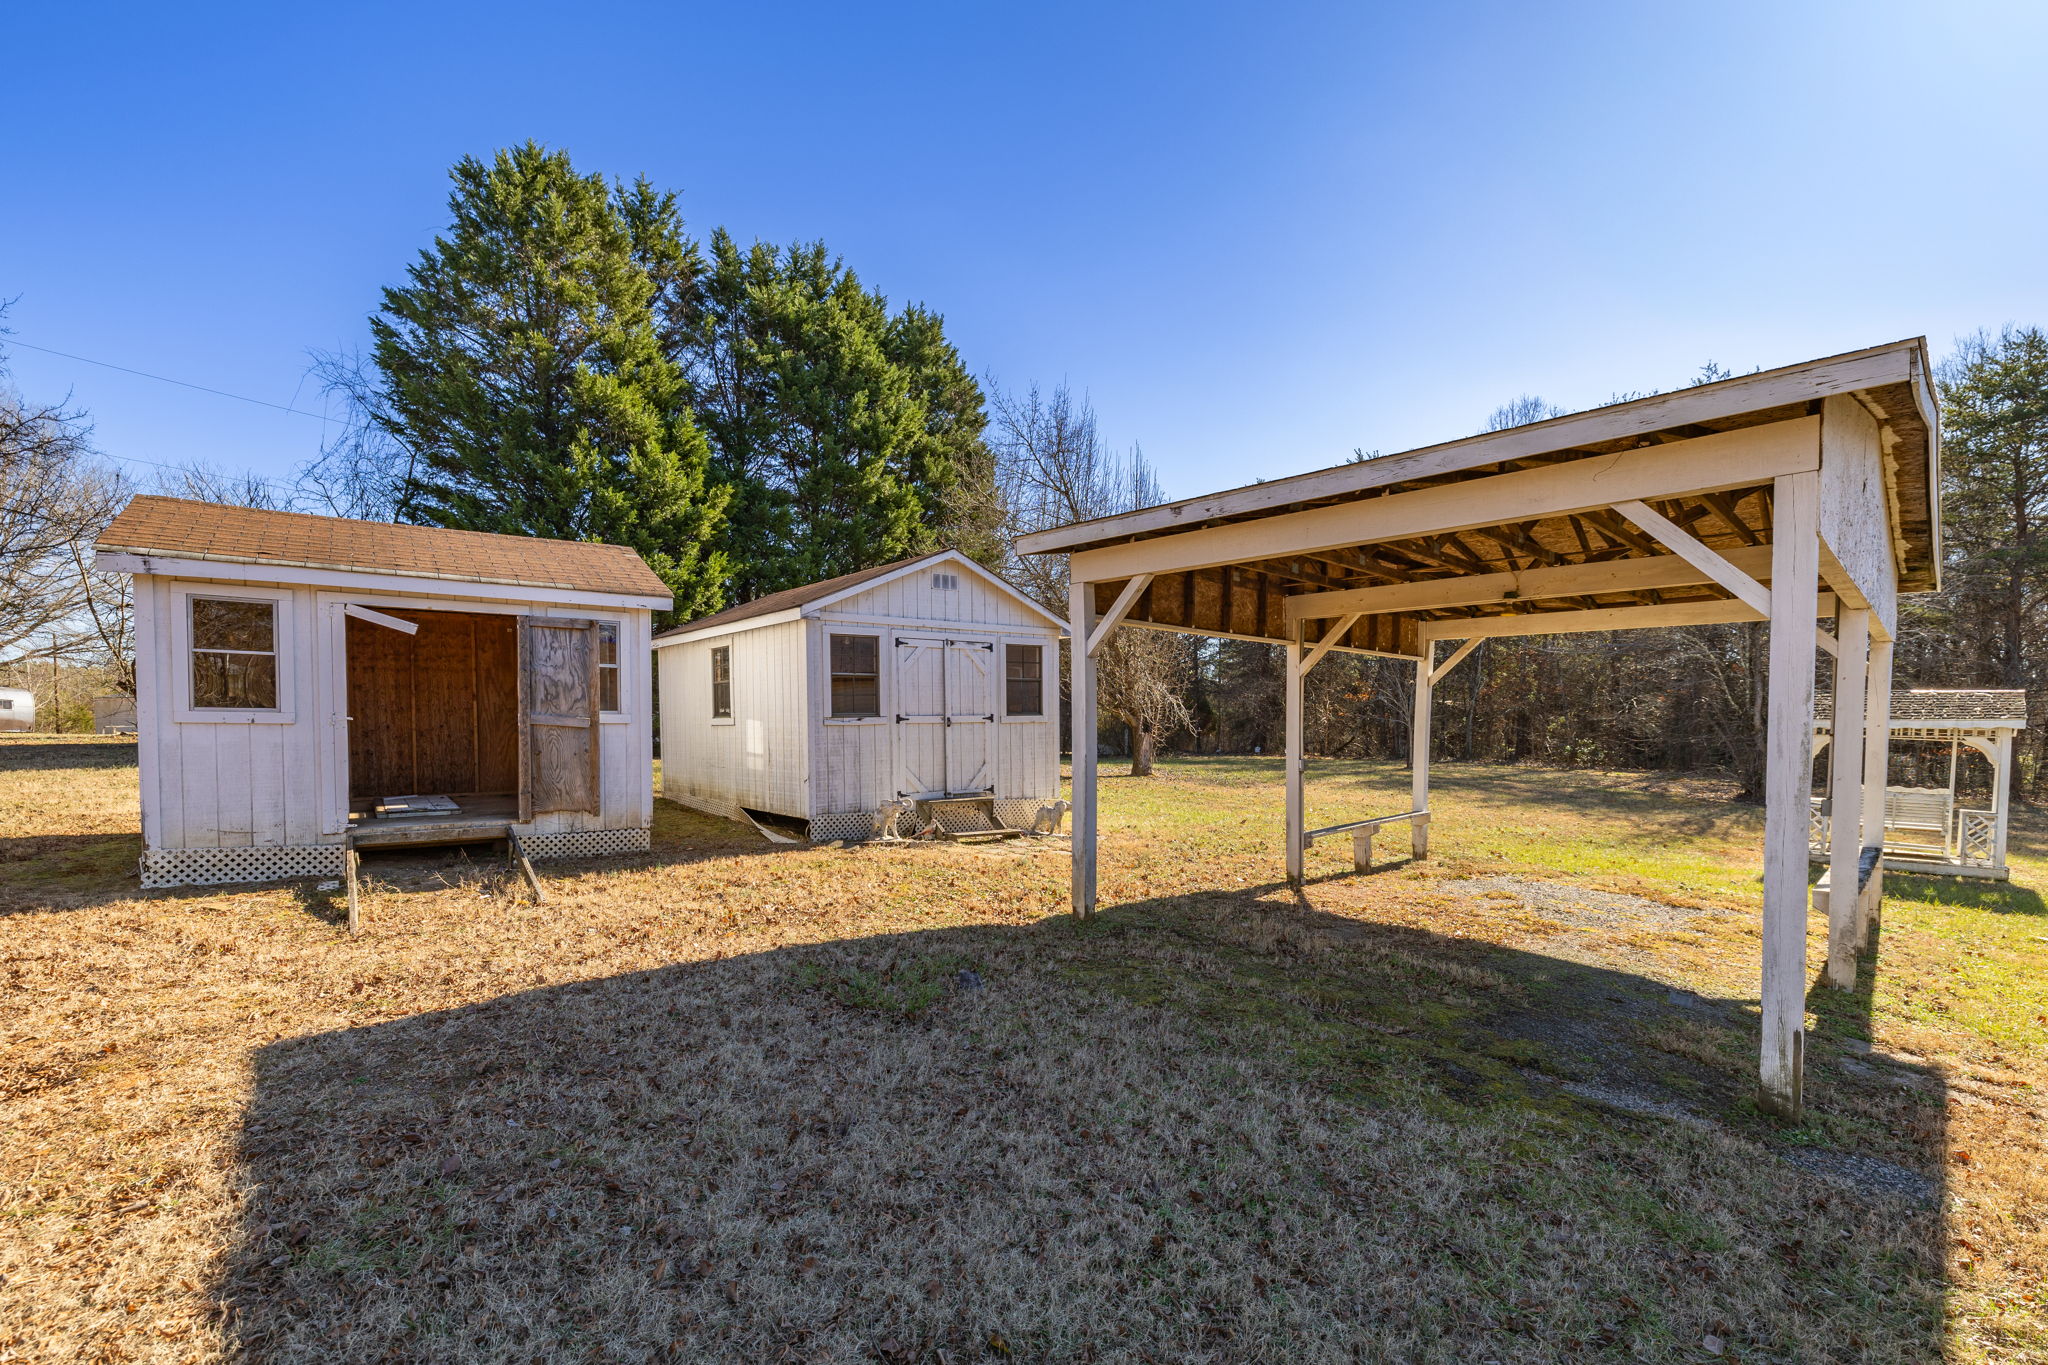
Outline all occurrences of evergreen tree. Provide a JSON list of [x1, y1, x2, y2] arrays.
[[685, 231, 995, 598], [368, 143, 729, 619]]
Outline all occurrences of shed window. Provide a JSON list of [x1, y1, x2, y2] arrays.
[[1005, 643, 1044, 717], [597, 622, 620, 712], [191, 597, 278, 709], [0, 699, 11, 711], [830, 634, 881, 718], [710, 645, 732, 718]]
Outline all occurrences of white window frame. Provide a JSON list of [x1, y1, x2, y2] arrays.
[[1000, 637, 1052, 722], [824, 630, 886, 724], [594, 616, 628, 723], [709, 643, 735, 725], [171, 584, 296, 724]]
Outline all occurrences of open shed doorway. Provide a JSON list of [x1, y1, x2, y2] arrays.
[[345, 608, 521, 824]]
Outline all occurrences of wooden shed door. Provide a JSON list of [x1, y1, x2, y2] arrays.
[[893, 635, 947, 798], [520, 617, 601, 817], [942, 638, 995, 794]]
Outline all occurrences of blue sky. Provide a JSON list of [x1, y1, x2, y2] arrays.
[[4, 0, 2043, 504]]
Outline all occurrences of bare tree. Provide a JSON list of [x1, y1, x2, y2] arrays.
[[990, 381, 1194, 775], [297, 347, 415, 520], [0, 376, 129, 662], [154, 460, 295, 510]]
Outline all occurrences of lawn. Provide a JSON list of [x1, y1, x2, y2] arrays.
[[2, 735, 2044, 1363]]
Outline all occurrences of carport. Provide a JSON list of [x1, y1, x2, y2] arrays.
[[1017, 339, 1942, 1118]]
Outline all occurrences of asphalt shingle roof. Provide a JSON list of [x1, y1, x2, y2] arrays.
[[96, 496, 671, 601], [1817, 688, 2028, 726]]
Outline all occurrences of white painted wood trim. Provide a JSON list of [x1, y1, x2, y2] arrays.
[[1118, 617, 1422, 661], [1282, 545, 1778, 620], [1284, 622, 1305, 888], [1019, 345, 1914, 555], [343, 603, 420, 634], [1087, 574, 1155, 657], [1428, 637, 1482, 686], [652, 607, 805, 648], [1759, 469, 1821, 1119], [1613, 499, 1773, 619], [1070, 418, 1821, 583], [1411, 649, 1433, 859], [801, 549, 1070, 632], [95, 552, 671, 611], [1300, 614, 1362, 673], [167, 582, 299, 724], [1825, 608, 1869, 989], [1856, 634, 1894, 942], [1069, 579, 1098, 918]]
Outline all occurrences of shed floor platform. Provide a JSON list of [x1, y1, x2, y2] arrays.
[[347, 794, 519, 848]]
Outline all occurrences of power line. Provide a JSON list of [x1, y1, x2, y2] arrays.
[[2, 336, 347, 424], [97, 449, 306, 497]]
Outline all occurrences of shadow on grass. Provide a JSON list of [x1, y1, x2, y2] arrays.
[[217, 890, 1951, 1363], [0, 736, 139, 772], [1882, 872, 2045, 917]]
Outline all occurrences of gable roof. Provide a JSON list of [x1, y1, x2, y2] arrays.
[[653, 550, 1066, 643], [96, 496, 671, 601], [1817, 688, 2028, 728]]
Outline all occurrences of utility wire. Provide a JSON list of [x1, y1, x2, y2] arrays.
[[2, 336, 346, 424]]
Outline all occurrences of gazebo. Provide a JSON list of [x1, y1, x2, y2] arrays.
[[1812, 688, 2026, 880], [1019, 339, 1941, 1119]]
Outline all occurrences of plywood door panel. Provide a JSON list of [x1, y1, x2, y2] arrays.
[[474, 615, 520, 793], [893, 635, 946, 798], [523, 617, 600, 814], [346, 614, 416, 798], [943, 638, 995, 794], [413, 613, 481, 795]]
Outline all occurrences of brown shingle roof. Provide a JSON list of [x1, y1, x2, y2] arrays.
[[96, 496, 671, 601], [1817, 688, 2028, 727], [654, 554, 943, 640]]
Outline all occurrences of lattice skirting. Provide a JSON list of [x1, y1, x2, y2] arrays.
[[809, 798, 1062, 844], [810, 809, 882, 842], [141, 845, 347, 890], [519, 828, 651, 861]]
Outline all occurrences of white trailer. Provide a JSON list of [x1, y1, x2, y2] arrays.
[[653, 551, 1066, 841], [0, 687, 33, 733]]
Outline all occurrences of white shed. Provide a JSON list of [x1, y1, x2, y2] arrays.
[[94, 496, 671, 889], [652, 551, 1066, 840], [0, 687, 32, 733]]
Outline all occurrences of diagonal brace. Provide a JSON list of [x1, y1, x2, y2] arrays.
[[1428, 637, 1482, 685], [1086, 574, 1154, 657], [1614, 499, 1772, 618], [1300, 613, 1362, 673]]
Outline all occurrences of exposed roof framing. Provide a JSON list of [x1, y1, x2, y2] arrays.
[[1023, 340, 1935, 659]]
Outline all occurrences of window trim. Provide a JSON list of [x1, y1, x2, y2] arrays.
[[172, 586, 296, 724], [826, 631, 884, 721], [1001, 639, 1048, 721], [596, 619, 623, 716], [709, 643, 734, 724]]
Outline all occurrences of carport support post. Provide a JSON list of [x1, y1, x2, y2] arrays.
[[1824, 606, 1870, 989], [1857, 633, 1894, 946], [1410, 645, 1433, 859], [1285, 621, 1306, 887], [1069, 578, 1099, 919], [1760, 470, 1820, 1119]]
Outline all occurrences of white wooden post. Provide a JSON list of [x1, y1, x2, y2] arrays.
[[1993, 730, 2014, 872], [1285, 621, 1306, 888], [1857, 633, 1893, 945], [1761, 470, 1820, 1119], [1824, 607, 1868, 989], [1411, 645, 1434, 859], [1069, 578, 1098, 919]]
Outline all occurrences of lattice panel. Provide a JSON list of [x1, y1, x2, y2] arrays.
[[1807, 798, 1830, 855], [811, 809, 882, 843], [995, 799, 1061, 833], [520, 828, 650, 862], [1959, 810, 1997, 866], [141, 845, 347, 890]]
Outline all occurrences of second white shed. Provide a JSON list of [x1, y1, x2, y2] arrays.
[[653, 551, 1066, 840]]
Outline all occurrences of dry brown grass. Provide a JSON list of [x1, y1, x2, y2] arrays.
[[3, 738, 2045, 1362]]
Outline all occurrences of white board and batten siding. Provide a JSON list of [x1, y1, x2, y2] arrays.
[[654, 551, 1065, 834], [119, 566, 660, 862]]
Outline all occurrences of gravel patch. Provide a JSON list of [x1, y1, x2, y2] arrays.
[[1778, 1147, 1941, 1208]]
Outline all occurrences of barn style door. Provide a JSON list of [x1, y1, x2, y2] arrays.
[[892, 634, 996, 799], [941, 638, 995, 794], [519, 617, 601, 818], [893, 635, 947, 798]]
